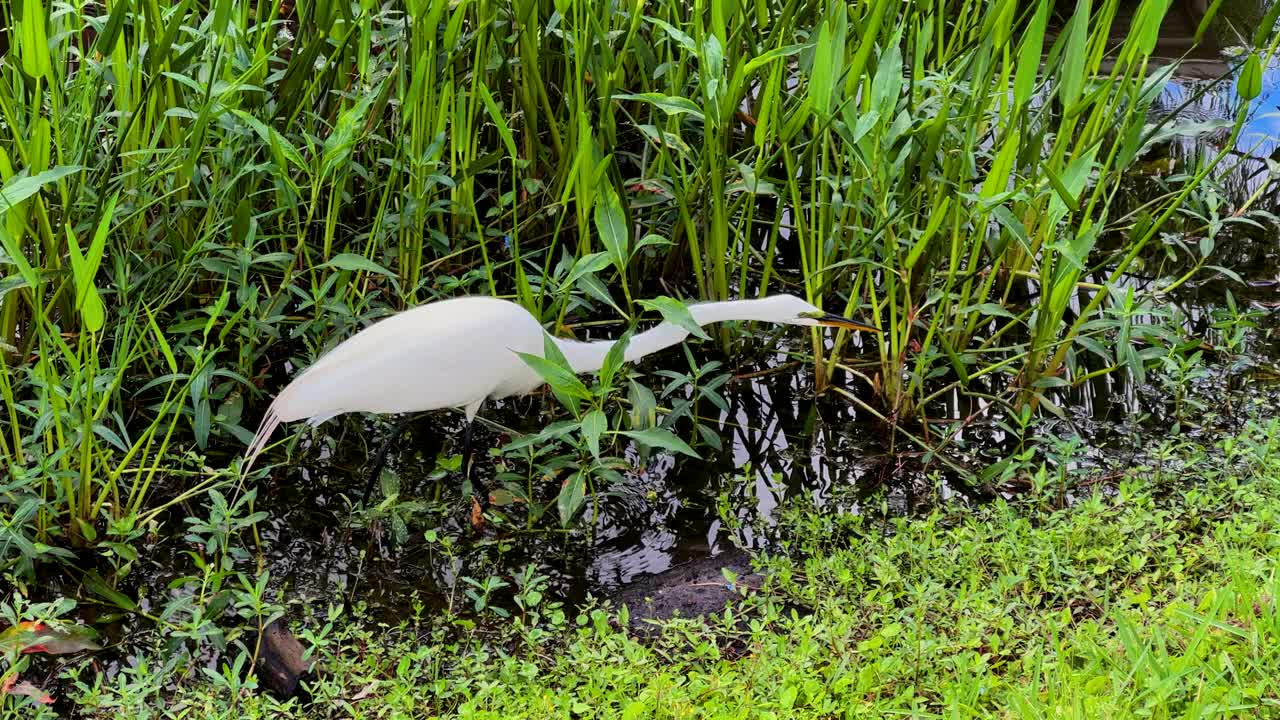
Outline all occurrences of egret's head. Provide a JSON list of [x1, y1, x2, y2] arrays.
[[764, 294, 880, 333]]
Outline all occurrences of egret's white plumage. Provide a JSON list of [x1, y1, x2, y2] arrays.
[[243, 294, 876, 473]]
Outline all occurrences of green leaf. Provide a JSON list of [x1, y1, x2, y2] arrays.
[[699, 35, 725, 124], [20, 0, 52, 79], [1237, 53, 1262, 102], [231, 110, 308, 170], [560, 252, 612, 291], [1014, 0, 1051, 108], [95, 0, 131, 55], [321, 253, 395, 277], [621, 428, 700, 458], [869, 38, 903, 119], [742, 44, 809, 76], [516, 351, 592, 402], [557, 470, 587, 526], [1252, 0, 1280, 47], [600, 331, 632, 390], [594, 184, 629, 274], [83, 570, 138, 611], [644, 17, 698, 53], [0, 227, 37, 288], [808, 5, 846, 118], [581, 410, 607, 458], [76, 191, 117, 333], [612, 93, 705, 121], [627, 379, 657, 430], [0, 166, 81, 215], [1057, 0, 1090, 110], [638, 296, 711, 341], [962, 303, 1017, 319], [631, 234, 672, 257], [477, 82, 519, 158], [980, 130, 1021, 199]]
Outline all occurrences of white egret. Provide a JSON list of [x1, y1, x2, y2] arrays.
[[242, 294, 877, 497]]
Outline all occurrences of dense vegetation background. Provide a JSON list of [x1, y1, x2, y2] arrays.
[[0, 0, 1278, 715]]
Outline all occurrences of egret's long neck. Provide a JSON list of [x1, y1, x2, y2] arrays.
[[554, 299, 769, 374]]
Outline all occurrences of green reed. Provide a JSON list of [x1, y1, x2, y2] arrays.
[[0, 0, 1269, 557]]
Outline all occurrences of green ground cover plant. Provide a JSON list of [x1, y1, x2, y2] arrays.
[[5, 417, 1279, 718], [1, 0, 1277, 715]]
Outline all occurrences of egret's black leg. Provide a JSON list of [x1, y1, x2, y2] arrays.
[[459, 420, 490, 509], [362, 417, 411, 505], [460, 420, 474, 485]]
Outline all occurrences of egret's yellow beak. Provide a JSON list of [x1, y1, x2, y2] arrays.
[[802, 311, 881, 333]]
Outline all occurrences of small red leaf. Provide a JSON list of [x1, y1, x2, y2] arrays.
[[2, 675, 55, 705], [0, 620, 100, 655]]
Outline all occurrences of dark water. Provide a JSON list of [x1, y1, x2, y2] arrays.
[[240, 292, 1276, 622]]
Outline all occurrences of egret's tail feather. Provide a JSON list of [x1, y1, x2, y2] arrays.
[[243, 404, 281, 476]]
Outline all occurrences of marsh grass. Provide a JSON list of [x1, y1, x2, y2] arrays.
[[0, 0, 1274, 579]]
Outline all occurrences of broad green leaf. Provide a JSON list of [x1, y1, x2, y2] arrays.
[[644, 17, 698, 53], [1237, 53, 1262, 101], [627, 379, 657, 430], [989, 0, 1018, 49], [0, 227, 38, 291], [250, 252, 295, 266], [577, 273, 621, 314], [632, 234, 672, 257], [961, 303, 1017, 319], [95, 0, 131, 55], [1252, 0, 1280, 47], [700, 34, 725, 113], [981, 130, 1021, 199], [621, 428, 700, 458], [905, 199, 950, 272], [594, 184, 629, 273], [477, 83, 519, 158], [808, 5, 845, 118], [560, 252, 612, 290], [1057, 0, 1090, 110], [870, 35, 904, 119], [612, 93, 705, 121], [638, 296, 711, 341], [503, 420, 579, 452], [83, 570, 138, 611], [557, 470, 587, 526], [0, 166, 81, 215], [1014, 0, 1050, 108], [321, 253, 395, 277], [20, 0, 52, 79], [516, 352, 592, 402], [992, 205, 1032, 255], [842, 0, 891, 111], [64, 225, 105, 333], [231, 110, 307, 170], [541, 330, 572, 370], [742, 44, 808, 76], [601, 331, 631, 389], [1129, 0, 1172, 58], [212, 0, 233, 33], [581, 410, 607, 458], [1044, 148, 1096, 227], [79, 192, 117, 333]]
